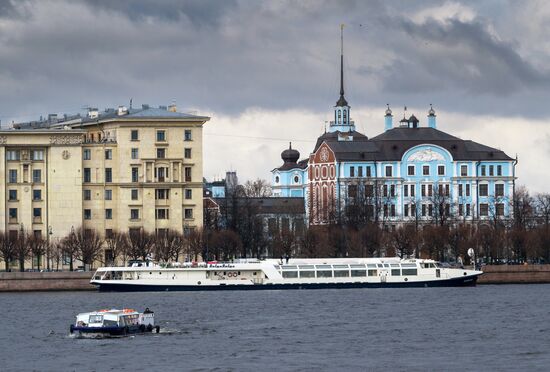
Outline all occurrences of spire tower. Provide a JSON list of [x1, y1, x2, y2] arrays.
[[329, 24, 355, 133]]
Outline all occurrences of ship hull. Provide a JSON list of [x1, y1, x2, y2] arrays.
[[94, 274, 479, 292]]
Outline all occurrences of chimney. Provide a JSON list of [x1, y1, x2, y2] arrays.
[[428, 104, 436, 129], [384, 104, 393, 132]]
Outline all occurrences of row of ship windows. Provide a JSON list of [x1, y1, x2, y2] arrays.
[[83, 208, 194, 220], [83, 188, 193, 201], [349, 164, 504, 178], [280, 269, 418, 278], [83, 148, 192, 161], [276, 263, 418, 270]]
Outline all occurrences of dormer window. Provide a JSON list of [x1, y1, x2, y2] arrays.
[[294, 176, 299, 183], [275, 176, 280, 183]]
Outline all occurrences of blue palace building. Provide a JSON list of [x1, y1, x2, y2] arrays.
[[271, 37, 517, 226]]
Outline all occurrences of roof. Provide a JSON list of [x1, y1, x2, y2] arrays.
[[315, 127, 513, 162], [274, 158, 308, 172]]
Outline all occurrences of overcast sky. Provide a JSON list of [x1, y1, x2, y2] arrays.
[[1, 0, 550, 192]]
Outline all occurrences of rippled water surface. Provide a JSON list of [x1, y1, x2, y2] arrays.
[[2, 285, 550, 371]]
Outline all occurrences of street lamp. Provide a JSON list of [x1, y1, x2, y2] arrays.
[[47, 226, 53, 271]]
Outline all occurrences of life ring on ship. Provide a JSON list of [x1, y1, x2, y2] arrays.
[[227, 272, 234, 277]]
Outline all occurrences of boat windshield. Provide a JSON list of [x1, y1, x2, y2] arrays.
[[89, 315, 103, 324]]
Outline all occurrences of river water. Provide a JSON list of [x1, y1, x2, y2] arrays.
[[1, 285, 550, 371]]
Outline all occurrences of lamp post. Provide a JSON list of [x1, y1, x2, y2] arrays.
[[47, 226, 53, 271]]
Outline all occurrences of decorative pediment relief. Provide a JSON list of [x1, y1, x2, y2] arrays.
[[49, 135, 83, 145], [407, 148, 445, 162], [0, 135, 6, 145]]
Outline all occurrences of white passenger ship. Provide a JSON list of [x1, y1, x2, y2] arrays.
[[91, 257, 482, 291]]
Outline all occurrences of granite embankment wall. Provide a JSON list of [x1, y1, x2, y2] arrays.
[[479, 265, 550, 284], [0, 271, 95, 292]]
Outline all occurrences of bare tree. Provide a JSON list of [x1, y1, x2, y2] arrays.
[[75, 228, 103, 270], [104, 230, 129, 266], [243, 178, 272, 197], [0, 232, 17, 272], [28, 233, 48, 271], [187, 228, 204, 262], [128, 228, 155, 261], [359, 223, 384, 257], [61, 229, 80, 271], [390, 224, 417, 258], [155, 230, 184, 264], [15, 231, 31, 272]]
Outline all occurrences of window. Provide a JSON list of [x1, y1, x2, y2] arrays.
[[9, 190, 17, 201], [83, 149, 91, 160], [184, 208, 193, 219], [445, 184, 449, 196], [390, 185, 395, 197], [350, 166, 355, 177], [496, 203, 505, 216], [32, 208, 41, 219], [428, 204, 433, 216], [489, 165, 494, 176], [131, 148, 139, 159], [105, 209, 113, 219], [402, 269, 417, 276], [131, 130, 139, 141], [466, 184, 471, 197], [9, 208, 17, 220], [33, 189, 41, 201], [466, 204, 471, 216], [184, 129, 192, 141], [404, 204, 409, 217], [480, 203, 489, 216], [495, 184, 504, 197], [348, 185, 357, 198], [155, 189, 169, 200], [105, 229, 114, 239], [423, 165, 430, 176], [185, 189, 192, 200], [83, 189, 91, 200], [184, 148, 192, 159], [479, 184, 488, 197], [428, 184, 433, 197], [130, 209, 140, 220], [184, 167, 192, 182], [408, 165, 415, 176], [156, 148, 166, 159], [105, 168, 112, 183], [383, 185, 388, 197], [404, 185, 408, 197], [459, 184, 463, 197], [422, 204, 426, 216], [156, 130, 166, 142], [32, 150, 44, 160], [293, 175, 299, 183], [33, 169, 42, 183], [481, 165, 486, 176], [421, 184, 426, 197], [84, 209, 92, 220], [461, 165, 468, 176], [6, 150, 20, 160], [275, 176, 280, 183], [83, 168, 91, 183], [366, 167, 371, 177], [410, 185, 415, 197], [131, 189, 138, 200], [385, 166, 392, 177], [156, 167, 168, 182], [438, 165, 445, 176], [365, 184, 374, 197], [497, 165, 502, 176], [105, 149, 112, 160], [9, 169, 17, 183], [358, 167, 363, 177], [459, 204, 464, 216], [131, 167, 139, 182], [155, 209, 169, 220], [105, 189, 112, 200], [390, 204, 396, 217]]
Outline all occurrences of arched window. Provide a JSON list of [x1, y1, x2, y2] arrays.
[[337, 110, 342, 123], [275, 176, 280, 183], [294, 175, 299, 183], [343, 109, 347, 122]]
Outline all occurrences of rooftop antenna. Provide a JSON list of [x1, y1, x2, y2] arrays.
[[403, 105, 407, 119]]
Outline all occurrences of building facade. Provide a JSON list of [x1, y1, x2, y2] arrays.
[[1, 104, 209, 245], [272, 38, 516, 226]]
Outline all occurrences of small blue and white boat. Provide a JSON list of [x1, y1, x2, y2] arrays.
[[70, 308, 160, 336]]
